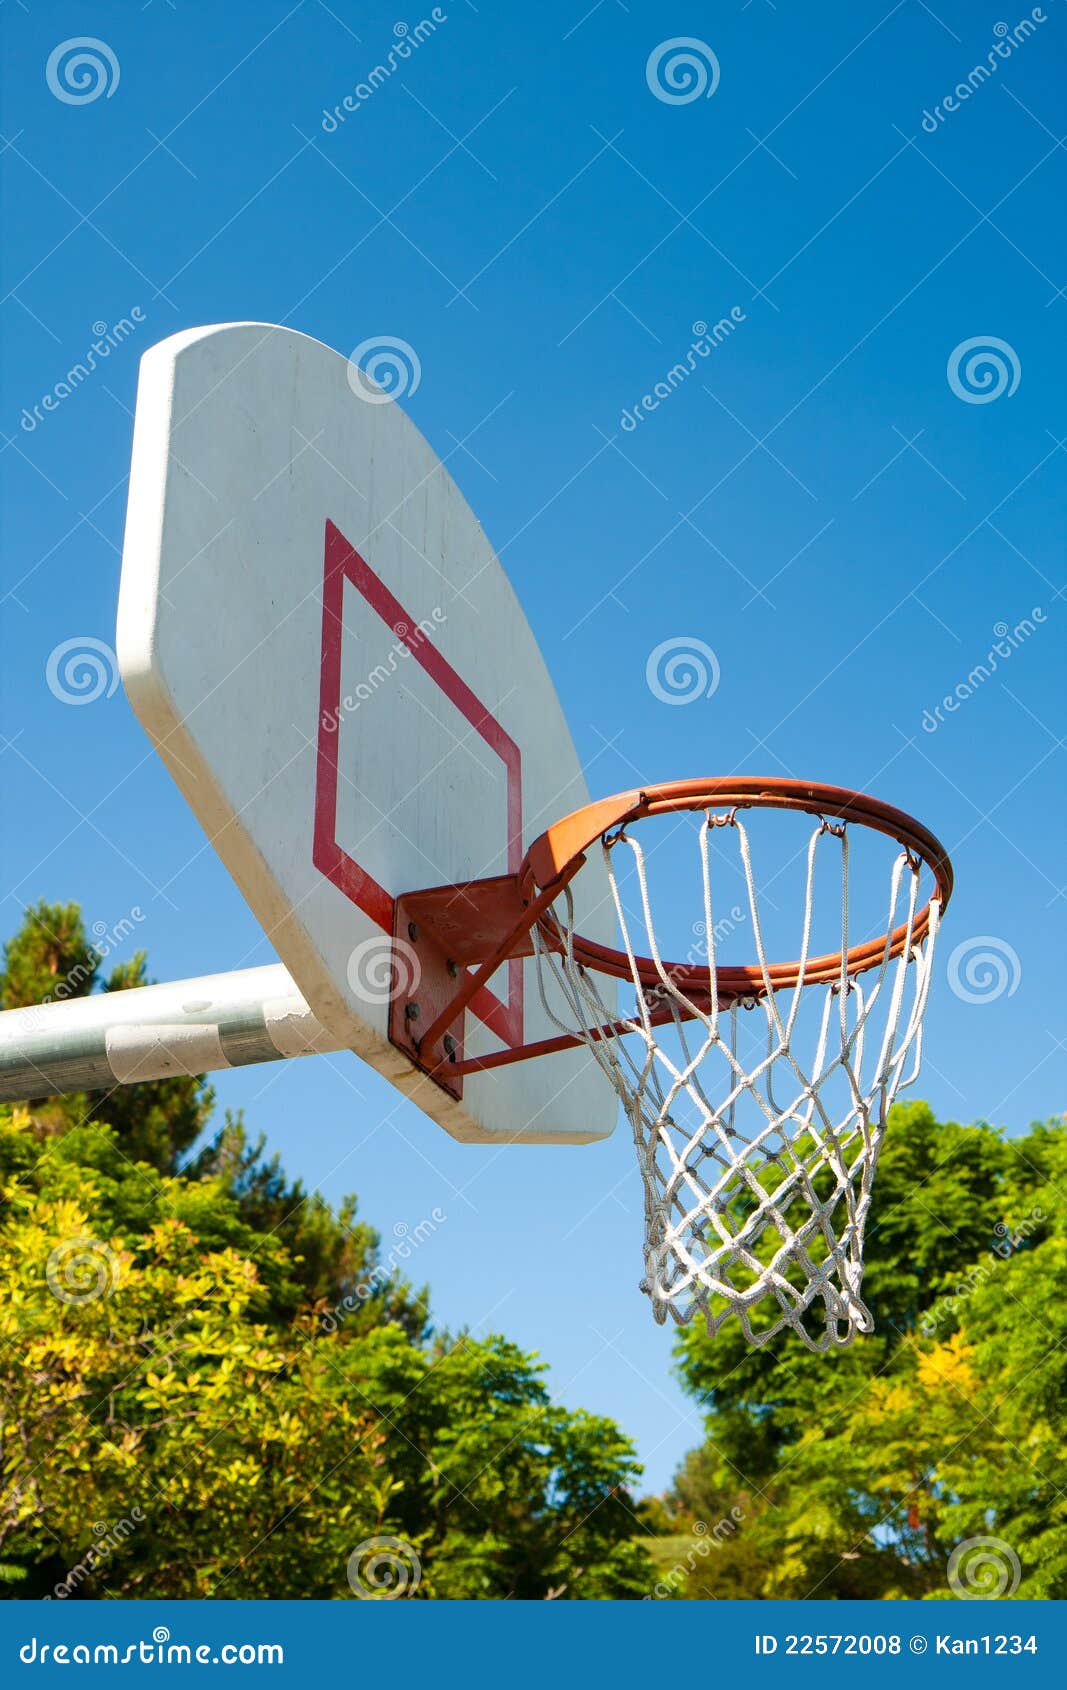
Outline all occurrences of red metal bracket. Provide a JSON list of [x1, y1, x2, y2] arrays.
[[387, 865, 583, 1097], [397, 875, 536, 965], [388, 895, 468, 1101]]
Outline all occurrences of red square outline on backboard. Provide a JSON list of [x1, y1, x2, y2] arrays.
[[313, 519, 523, 1048]]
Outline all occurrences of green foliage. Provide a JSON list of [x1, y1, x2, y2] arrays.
[[0, 1106, 378, 1597], [0, 901, 649, 1600], [655, 1102, 1066, 1598], [336, 1327, 648, 1598], [1, 901, 98, 1010], [188, 1117, 429, 1338], [10, 897, 1062, 1602], [2, 902, 213, 1168]]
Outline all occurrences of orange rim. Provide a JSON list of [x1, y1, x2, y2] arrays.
[[521, 778, 953, 1003]]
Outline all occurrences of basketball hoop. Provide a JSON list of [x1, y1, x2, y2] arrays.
[[110, 327, 955, 1344], [392, 778, 953, 1353]]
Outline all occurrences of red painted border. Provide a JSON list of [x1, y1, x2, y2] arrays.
[[313, 520, 523, 1047]]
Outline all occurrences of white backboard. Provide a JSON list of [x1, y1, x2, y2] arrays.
[[117, 323, 615, 1144]]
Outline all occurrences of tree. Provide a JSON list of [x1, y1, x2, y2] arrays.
[[0, 901, 650, 1599], [1, 901, 98, 1010], [657, 1102, 1065, 1598], [1, 902, 212, 1169], [332, 1326, 649, 1598], [188, 1116, 430, 1337], [0, 1106, 385, 1597]]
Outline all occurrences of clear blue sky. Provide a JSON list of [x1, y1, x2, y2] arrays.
[[2, 1, 1064, 1494]]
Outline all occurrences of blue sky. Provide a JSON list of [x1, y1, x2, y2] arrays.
[[2, 0, 1064, 1494]]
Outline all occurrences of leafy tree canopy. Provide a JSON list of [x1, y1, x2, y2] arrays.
[[0, 903, 648, 1599], [648, 1102, 1066, 1599]]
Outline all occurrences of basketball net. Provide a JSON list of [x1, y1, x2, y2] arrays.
[[532, 812, 940, 1352]]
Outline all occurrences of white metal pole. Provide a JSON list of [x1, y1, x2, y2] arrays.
[[0, 965, 345, 1102]]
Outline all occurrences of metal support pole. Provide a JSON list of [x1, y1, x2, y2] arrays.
[[0, 964, 346, 1103]]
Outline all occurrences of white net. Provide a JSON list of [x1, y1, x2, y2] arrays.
[[532, 810, 941, 1352]]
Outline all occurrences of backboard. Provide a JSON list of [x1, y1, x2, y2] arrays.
[[117, 322, 616, 1144]]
